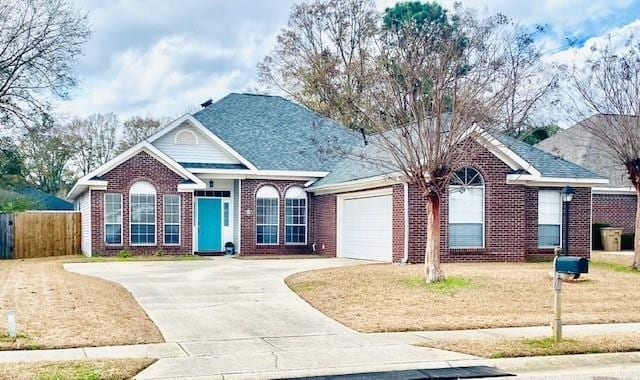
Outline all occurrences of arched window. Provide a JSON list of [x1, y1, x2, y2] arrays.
[[174, 129, 198, 145], [130, 181, 157, 245], [256, 186, 279, 244], [448, 167, 484, 248], [285, 186, 307, 244]]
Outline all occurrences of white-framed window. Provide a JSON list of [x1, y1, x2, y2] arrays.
[[285, 186, 307, 244], [256, 185, 279, 244], [104, 193, 122, 245], [538, 190, 562, 248], [448, 167, 484, 248], [223, 202, 230, 227], [130, 181, 156, 246], [163, 194, 180, 245]]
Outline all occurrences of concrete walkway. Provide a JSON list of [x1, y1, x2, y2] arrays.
[[22, 257, 634, 379], [2, 325, 640, 378]]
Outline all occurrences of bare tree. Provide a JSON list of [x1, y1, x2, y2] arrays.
[[19, 113, 74, 194], [498, 23, 558, 134], [67, 113, 120, 175], [342, 8, 523, 282], [117, 116, 168, 153], [258, 0, 378, 129], [0, 0, 90, 127], [565, 39, 640, 268]]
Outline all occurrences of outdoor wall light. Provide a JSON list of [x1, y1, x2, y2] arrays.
[[560, 185, 575, 203], [560, 185, 575, 256]]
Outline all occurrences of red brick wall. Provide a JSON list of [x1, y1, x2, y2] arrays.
[[392, 184, 406, 262], [593, 193, 637, 233], [240, 179, 314, 255], [90, 151, 193, 255], [313, 193, 337, 256], [402, 147, 527, 263]]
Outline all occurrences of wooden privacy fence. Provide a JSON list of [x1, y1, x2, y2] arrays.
[[0, 212, 81, 259]]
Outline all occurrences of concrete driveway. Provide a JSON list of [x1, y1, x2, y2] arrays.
[[66, 257, 475, 379]]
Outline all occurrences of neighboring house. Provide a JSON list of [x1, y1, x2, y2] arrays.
[[67, 93, 606, 262], [1, 186, 74, 211], [536, 114, 637, 233]]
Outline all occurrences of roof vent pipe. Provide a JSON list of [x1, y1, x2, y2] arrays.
[[200, 99, 213, 108]]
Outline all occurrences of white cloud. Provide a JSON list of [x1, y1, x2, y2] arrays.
[[546, 18, 640, 65], [56, 0, 640, 121]]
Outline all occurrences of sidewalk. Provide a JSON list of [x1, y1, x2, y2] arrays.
[[1, 322, 639, 379]]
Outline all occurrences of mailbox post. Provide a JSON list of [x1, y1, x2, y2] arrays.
[[552, 256, 562, 341], [552, 255, 589, 342]]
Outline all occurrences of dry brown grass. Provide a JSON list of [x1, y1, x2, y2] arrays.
[[419, 333, 640, 358], [0, 256, 163, 350], [0, 358, 155, 380], [286, 261, 640, 332]]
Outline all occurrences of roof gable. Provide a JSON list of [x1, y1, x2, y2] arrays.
[[67, 141, 206, 199]]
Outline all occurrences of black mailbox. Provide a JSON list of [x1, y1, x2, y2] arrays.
[[555, 256, 589, 278]]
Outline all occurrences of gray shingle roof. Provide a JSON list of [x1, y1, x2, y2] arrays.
[[496, 134, 605, 179], [193, 93, 359, 171], [535, 115, 630, 188], [312, 133, 605, 188]]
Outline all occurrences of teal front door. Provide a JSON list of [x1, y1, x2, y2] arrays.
[[197, 198, 222, 251]]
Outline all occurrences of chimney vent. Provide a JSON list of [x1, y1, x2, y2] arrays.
[[200, 99, 213, 108]]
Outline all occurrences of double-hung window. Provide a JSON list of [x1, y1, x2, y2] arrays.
[[130, 181, 156, 245], [538, 190, 562, 248], [448, 167, 484, 248], [285, 187, 307, 244], [104, 193, 122, 245], [163, 194, 180, 245], [256, 186, 279, 244]]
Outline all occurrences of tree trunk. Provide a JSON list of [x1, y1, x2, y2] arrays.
[[424, 194, 445, 283], [634, 185, 640, 269]]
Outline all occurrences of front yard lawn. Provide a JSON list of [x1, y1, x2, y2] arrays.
[[0, 256, 163, 350], [418, 333, 640, 358], [0, 358, 155, 380], [286, 255, 640, 332]]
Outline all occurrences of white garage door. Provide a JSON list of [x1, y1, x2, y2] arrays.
[[340, 194, 392, 261]]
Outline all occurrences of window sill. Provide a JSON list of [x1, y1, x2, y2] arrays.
[[130, 244, 157, 247], [449, 248, 487, 254]]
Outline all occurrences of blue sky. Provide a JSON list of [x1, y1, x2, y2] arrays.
[[57, 0, 640, 120]]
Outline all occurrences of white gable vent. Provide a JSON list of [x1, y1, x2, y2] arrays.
[[174, 129, 198, 145]]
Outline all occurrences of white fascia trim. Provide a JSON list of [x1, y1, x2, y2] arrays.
[[592, 186, 636, 195], [476, 132, 542, 177], [310, 175, 401, 195], [146, 114, 258, 171], [506, 174, 610, 187]]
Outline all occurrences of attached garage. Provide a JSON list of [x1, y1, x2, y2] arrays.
[[337, 189, 393, 262]]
